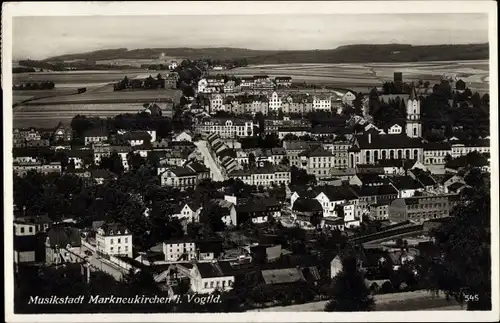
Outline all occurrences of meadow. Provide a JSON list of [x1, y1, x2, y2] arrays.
[[215, 60, 489, 93]]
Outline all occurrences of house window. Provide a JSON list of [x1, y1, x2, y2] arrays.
[[110, 239, 114, 244], [118, 238, 121, 244], [204, 282, 208, 288], [29, 227, 33, 233], [210, 281, 214, 288], [125, 238, 128, 243], [20, 227, 25, 234]]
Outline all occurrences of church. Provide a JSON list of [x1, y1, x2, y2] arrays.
[[347, 87, 424, 168]]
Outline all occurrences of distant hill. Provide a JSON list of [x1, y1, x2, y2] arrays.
[[43, 43, 489, 64]]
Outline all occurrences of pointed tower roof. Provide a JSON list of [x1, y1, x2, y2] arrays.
[[409, 86, 418, 100]]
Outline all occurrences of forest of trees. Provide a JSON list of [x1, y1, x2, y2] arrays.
[[113, 75, 165, 91], [369, 81, 490, 141]]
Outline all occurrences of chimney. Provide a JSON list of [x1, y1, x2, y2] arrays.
[[368, 133, 372, 144]]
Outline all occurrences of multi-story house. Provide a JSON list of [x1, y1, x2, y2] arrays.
[[313, 186, 360, 219], [122, 131, 153, 146], [299, 146, 336, 179], [349, 184, 399, 215], [277, 127, 311, 140], [449, 138, 490, 158], [25, 139, 50, 148], [195, 118, 254, 139], [14, 215, 52, 236], [170, 202, 203, 223], [228, 165, 291, 187], [389, 175, 425, 198], [158, 166, 198, 190], [224, 80, 239, 93], [313, 95, 332, 111], [53, 124, 73, 142], [96, 222, 133, 258], [348, 133, 424, 168], [423, 142, 452, 165], [190, 261, 235, 294], [163, 238, 197, 262], [342, 91, 356, 106], [389, 194, 452, 223], [240, 77, 255, 90], [93, 143, 111, 164], [207, 75, 225, 88], [210, 94, 224, 112], [322, 139, 350, 169], [84, 128, 108, 146], [281, 94, 314, 115], [268, 91, 283, 112], [283, 140, 320, 167], [274, 76, 292, 88], [13, 162, 62, 177]]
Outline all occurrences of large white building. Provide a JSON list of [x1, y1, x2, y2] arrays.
[[268, 91, 283, 112], [95, 223, 133, 258], [195, 118, 254, 139], [313, 95, 332, 111]]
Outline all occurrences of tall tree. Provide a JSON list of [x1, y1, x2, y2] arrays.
[[421, 178, 491, 310], [324, 256, 375, 312]]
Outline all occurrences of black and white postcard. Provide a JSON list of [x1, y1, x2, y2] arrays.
[[2, 1, 498, 322]]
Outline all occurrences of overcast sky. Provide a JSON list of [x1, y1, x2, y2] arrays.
[[13, 14, 489, 60]]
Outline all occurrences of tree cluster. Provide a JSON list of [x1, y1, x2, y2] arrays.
[[113, 75, 165, 91], [13, 81, 56, 90]]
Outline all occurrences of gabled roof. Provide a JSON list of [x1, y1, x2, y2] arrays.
[[261, 268, 306, 285], [292, 198, 323, 212], [98, 222, 130, 236], [356, 134, 423, 149], [350, 184, 398, 197], [318, 185, 359, 201], [196, 261, 235, 278], [389, 176, 423, 190]]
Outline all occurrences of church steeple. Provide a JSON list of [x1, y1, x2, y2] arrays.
[[409, 85, 418, 100], [406, 86, 422, 138]]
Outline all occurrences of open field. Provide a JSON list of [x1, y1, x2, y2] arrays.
[[13, 101, 175, 129], [20, 88, 180, 105], [216, 60, 489, 93], [13, 69, 148, 86], [12, 70, 180, 128]]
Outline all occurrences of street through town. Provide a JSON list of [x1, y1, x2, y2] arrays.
[[194, 140, 226, 182]]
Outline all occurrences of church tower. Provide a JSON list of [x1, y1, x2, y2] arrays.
[[406, 87, 422, 138]]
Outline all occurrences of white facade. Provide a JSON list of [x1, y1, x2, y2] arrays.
[[163, 241, 196, 262], [313, 97, 332, 111], [342, 91, 356, 105], [96, 228, 133, 258], [173, 131, 193, 142], [171, 204, 202, 223], [450, 143, 490, 158], [388, 124, 403, 135], [268, 91, 282, 111], [406, 98, 422, 138], [190, 266, 235, 294]]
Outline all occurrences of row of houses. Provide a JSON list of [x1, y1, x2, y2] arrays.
[[198, 75, 294, 94], [206, 91, 353, 115]]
